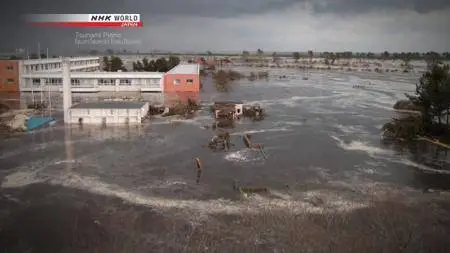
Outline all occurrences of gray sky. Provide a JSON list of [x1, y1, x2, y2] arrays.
[[1, 0, 450, 54]]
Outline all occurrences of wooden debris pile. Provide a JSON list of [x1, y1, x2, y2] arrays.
[[147, 99, 201, 119], [147, 105, 166, 116], [208, 131, 233, 151], [242, 104, 266, 121]]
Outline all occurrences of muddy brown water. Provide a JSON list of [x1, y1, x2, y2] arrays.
[[1, 69, 450, 252]]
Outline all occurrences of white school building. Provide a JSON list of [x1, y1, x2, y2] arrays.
[[18, 56, 165, 93]]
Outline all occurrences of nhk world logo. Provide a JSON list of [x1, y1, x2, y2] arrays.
[[25, 14, 142, 28]]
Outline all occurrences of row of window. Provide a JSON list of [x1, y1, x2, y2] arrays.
[[84, 109, 130, 115], [0, 78, 15, 85], [4, 65, 14, 70], [30, 78, 154, 86], [24, 60, 99, 72], [173, 79, 194, 85]]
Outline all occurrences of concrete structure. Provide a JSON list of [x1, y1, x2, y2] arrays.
[[0, 57, 100, 93], [164, 64, 200, 92], [62, 59, 72, 123], [68, 102, 149, 125], [20, 71, 164, 93], [1, 57, 200, 94], [0, 60, 20, 92]]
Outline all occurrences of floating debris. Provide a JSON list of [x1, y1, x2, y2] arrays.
[[208, 131, 233, 151], [195, 157, 203, 184], [242, 134, 267, 159], [147, 105, 166, 115], [148, 99, 201, 119], [233, 180, 269, 197], [242, 104, 266, 121], [417, 136, 450, 149], [243, 134, 252, 148]]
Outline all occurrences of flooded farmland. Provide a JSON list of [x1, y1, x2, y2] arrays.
[[1, 69, 450, 252]]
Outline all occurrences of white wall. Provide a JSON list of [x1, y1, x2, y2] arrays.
[[68, 103, 149, 125]]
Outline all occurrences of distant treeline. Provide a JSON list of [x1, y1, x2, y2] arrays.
[[99, 55, 181, 72], [3, 49, 450, 61]]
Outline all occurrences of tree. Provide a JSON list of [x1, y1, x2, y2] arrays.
[[206, 51, 213, 56], [292, 52, 300, 62], [103, 56, 126, 72], [132, 56, 180, 72], [406, 62, 450, 127], [168, 55, 180, 70], [329, 53, 337, 65], [382, 51, 390, 60], [105, 49, 114, 55], [257, 49, 264, 61]]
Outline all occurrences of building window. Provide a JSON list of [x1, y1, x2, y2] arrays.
[[87, 110, 90, 115], [119, 79, 131, 86], [99, 79, 115, 86], [71, 79, 81, 86], [110, 109, 114, 115], [47, 78, 61, 86], [32, 78, 41, 86], [186, 79, 194, 85], [173, 79, 181, 85], [7, 79, 14, 85], [6, 65, 13, 70]]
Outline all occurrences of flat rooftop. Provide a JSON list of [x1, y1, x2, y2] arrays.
[[70, 102, 147, 109], [166, 64, 200, 75]]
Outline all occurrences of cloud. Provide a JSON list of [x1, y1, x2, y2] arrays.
[[0, 1, 449, 53], [2, 0, 450, 19], [309, 0, 450, 15]]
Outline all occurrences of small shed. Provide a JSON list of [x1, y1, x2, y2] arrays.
[[213, 101, 243, 119], [69, 102, 149, 125]]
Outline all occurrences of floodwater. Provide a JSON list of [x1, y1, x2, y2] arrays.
[[1, 69, 450, 252]]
